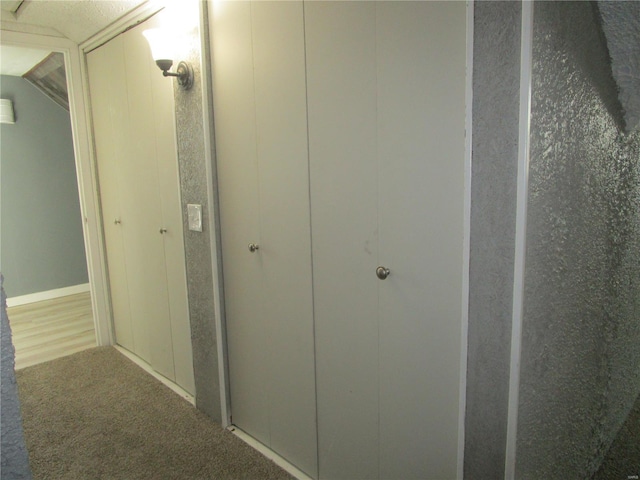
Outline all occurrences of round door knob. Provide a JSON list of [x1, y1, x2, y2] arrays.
[[159, 228, 168, 234], [248, 243, 260, 253], [114, 219, 121, 225], [376, 266, 390, 280]]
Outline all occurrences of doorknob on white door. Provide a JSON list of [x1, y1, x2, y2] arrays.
[[376, 266, 390, 280], [114, 219, 121, 225], [248, 243, 260, 253], [159, 228, 168, 234]]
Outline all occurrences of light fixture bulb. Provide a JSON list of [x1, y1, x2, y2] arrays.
[[143, 28, 177, 64], [143, 27, 193, 90]]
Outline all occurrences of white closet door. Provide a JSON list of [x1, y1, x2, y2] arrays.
[[88, 14, 195, 394], [307, 2, 466, 478], [87, 37, 134, 353], [147, 19, 195, 394], [251, 3, 317, 473], [376, 3, 466, 478], [212, 1, 317, 476], [212, 0, 267, 442], [305, 3, 380, 479], [119, 23, 175, 381]]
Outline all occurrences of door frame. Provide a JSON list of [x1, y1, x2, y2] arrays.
[[200, 0, 232, 427], [457, 1, 474, 477], [0, 29, 112, 345]]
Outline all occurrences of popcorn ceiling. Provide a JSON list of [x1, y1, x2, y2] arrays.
[[9, 0, 147, 44]]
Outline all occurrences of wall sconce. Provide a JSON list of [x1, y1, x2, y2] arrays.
[[143, 28, 194, 90], [1, 99, 15, 124]]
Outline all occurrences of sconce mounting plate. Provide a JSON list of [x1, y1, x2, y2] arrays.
[[176, 61, 194, 90]]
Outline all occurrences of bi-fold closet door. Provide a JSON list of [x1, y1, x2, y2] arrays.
[[305, 3, 466, 479], [87, 13, 195, 395], [212, 2, 466, 479], [211, 1, 318, 476]]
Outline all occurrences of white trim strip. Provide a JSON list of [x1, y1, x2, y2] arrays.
[[201, 0, 232, 427], [228, 426, 313, 480], [7, 283, 90, 307], [457, 1, 474, 478], [65, 36, 114, 348], [504, 1, 534, 478]]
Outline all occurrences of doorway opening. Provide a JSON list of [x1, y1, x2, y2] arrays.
[[1, 42, 97, 368]]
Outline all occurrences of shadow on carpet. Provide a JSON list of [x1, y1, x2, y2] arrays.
[[15, 347, 294, 480]]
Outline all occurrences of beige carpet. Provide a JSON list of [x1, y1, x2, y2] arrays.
[[15, 347, 294, 480]]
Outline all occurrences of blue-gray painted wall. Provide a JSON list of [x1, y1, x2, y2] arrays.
[[0, 75, 88, 298], [0, 275, 32, 478]]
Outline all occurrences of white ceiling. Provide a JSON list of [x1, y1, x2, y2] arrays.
[[1, 0, 148, 43], [0, 44, 49, 76], [0, 0, 149, 76]]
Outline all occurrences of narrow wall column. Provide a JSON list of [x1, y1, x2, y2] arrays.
[[464, 2, 522, 478], [172, 2, 221, 422]]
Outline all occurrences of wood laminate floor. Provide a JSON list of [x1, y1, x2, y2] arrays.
[[7, 292, 96, 370]]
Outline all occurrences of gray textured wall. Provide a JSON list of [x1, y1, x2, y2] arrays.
[[598, 0, 640, 133], [464, 2, 521, 478], [0, 75, 88, 297], [172, 8, 221, 422], [0, 275, 32, 479], [516, 2, 640, 478]]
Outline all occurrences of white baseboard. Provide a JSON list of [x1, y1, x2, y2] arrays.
[[114, 345, 196, 406], [6, 283, 90, 307], [228, 427, 312, 480]]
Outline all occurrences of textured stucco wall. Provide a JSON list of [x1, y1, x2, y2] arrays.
[[172, 4, 221, 422], [0, 75, 88, 297], [0, 275, 32, 479], [516, 2, 640, 478], [464, 2, 521, 478]]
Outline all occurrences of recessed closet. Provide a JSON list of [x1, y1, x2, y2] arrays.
[[211, 1, 466, 478]]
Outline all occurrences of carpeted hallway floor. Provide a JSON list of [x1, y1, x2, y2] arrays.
[[15, 346, 638, 479], [15, 347, 294, 480]]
